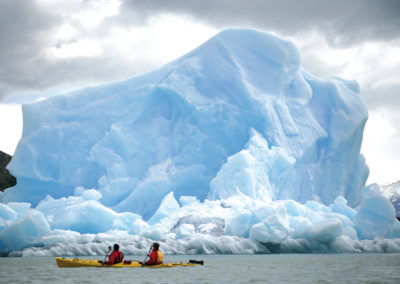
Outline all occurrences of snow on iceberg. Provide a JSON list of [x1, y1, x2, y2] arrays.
[[0, 210, 51, 252], [0, 29, 399, 255]]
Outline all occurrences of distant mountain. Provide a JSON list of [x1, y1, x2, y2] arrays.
[[0, 151, 17, 191], [380, 181, 400, 219]]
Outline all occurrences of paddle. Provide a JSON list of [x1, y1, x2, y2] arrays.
[[142, 245, 153, 265], [100, 246, 112, 266], [189, 260, 204, 265]]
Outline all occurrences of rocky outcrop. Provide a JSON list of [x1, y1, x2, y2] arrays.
[[0, 151, 17, 191]]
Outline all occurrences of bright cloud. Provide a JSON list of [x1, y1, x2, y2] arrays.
[[36, 0, 121, 28], [44, 39, 103, 59], [0, 104, 22, 155], [103, 14, 218, 64], [362, 109, 400, 184]]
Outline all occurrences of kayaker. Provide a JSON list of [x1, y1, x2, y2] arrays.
[[105, 243, 124, 265], [145, 242, 163, 265]]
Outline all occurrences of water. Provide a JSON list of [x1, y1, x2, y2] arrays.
[[1, 254, 399, 284]]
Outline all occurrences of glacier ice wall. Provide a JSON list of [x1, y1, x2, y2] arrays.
[[1, 29, 398, 255]]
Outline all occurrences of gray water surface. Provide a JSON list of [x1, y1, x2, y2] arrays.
[[1, 254, 399, 283]]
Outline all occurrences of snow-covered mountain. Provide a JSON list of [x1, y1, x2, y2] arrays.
[[381, 181, 400, 218]]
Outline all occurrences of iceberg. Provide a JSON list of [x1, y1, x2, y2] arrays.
[[0, 29, 399, 255]]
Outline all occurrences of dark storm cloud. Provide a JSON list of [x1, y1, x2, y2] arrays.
[[0, 0, 142, 102], [1, 0, 399, 104], [120, 0, 400, 110], [0, 0, 60, 100], [122, 0, 400, 45]]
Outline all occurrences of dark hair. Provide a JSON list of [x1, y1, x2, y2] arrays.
[[153, 242, 160, 250], [114, 243, 119, 250]]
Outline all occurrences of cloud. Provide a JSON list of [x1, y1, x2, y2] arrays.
[[0, 0, 218, 102], [0, 0, 130, 101], [290, 32, 400, 110], [2, 0, 399, 102], [121, 0, 400, 45], [362, 108, 400, 184], [0, 104, 22, 155], [0, 0, 59, 100]]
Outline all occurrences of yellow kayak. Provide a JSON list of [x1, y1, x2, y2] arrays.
[[56, 257, 203, 268]]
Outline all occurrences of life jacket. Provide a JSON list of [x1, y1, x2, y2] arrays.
[[113, 250, 124, 264], [155, 250, 163, 264]]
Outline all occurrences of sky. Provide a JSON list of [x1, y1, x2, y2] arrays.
[[0, 0, 399, 184]]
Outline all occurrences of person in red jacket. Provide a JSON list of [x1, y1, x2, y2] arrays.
[[145, 242, 163, 265], [105, 243, 124, 265]]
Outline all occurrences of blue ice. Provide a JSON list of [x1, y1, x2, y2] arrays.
[[0, 29, 399, 255]]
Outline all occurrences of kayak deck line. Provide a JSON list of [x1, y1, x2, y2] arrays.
[[56, 257, 204, 268]]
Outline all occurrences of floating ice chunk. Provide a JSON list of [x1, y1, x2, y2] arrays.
[[81, 190, 102, 201], [198, 223, 219, 234], [250, 207, 290, 244], [330, 236, 361, 253], [113, 212, 142, 232], [40, 229, 83, 246], [208, 129, 295, 201], [179, 196, 199, 207], [289, 216, 312, 239], [392, 220, 400, 238], [284, 200, 308, 217], [308, 218, 342, 242], [36, 195, 82, 219], [330, 196, 356, 221], [173, 215, 225, 236], [355, 184, 396, 239], [303, 201, 330, 223], [74, 187, 102, 201], [36, 193, 143, 234], [175, 224, 195, 239], [50, 200, 117, 234], [0, 210, 51, 252], [140, 226, 165, 241], [0, 203, 17, 221], [148, 192, 179, 225], [225, 211, 252, 237], [250, 221, 288, 244], [305, 200, 330, 213], [74, 186, 86, 196], [342, 226, 359, 240], [0, 203, 18, 232], [129, 218, 149, 235], [6, 202, 31, 218]]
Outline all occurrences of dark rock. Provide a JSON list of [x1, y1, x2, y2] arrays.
[[0, 151, 17, 191]]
